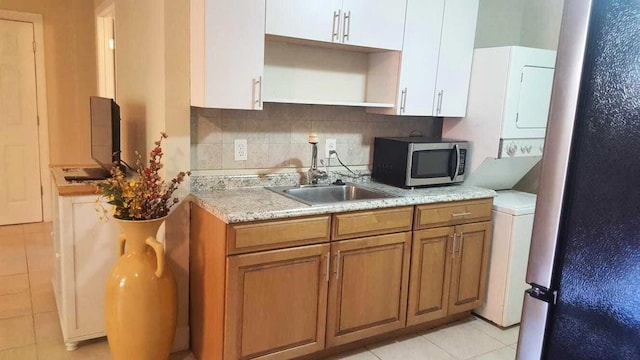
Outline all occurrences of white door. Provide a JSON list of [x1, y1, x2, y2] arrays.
[[516, 66, 555, 129], [265, 0, 342, 44], [432, 0, 479, 117], [341, 0, 407, 50], [0, 19, 43, 225]]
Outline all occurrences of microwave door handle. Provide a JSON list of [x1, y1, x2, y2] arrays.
[[450, 145, 460, 181]]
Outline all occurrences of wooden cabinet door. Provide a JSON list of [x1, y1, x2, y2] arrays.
[[432, 0, 479, 117], [326, 232, 411, 347], [340, 0, 407, 50], [191, 0, 265, 109], [225, 244, 330, 360], [407, 227, 454, 326], [265, 0, 342, 44], [396, 0, 444, 116], [448, 221, 491, 314]]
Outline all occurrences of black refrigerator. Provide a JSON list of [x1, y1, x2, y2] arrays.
[[517, 0, 640, 359]]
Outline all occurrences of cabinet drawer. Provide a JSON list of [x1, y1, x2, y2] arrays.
[[415, 199, 492, 229], [227, 215, 331, 254], [332, 207, 413, 240]]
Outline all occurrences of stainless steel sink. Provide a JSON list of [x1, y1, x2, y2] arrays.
[[266, 183, 397, 205]]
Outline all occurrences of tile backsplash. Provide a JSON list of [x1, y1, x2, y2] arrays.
[[191, 103, 441, 173]]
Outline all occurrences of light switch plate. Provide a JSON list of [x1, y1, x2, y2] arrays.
[[234, 139, 247, 161], [326, 139, 337, 158]]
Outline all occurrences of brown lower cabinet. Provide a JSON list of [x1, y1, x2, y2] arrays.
[[225, 244, 330, 360], [191, 200, 491, 360], [407, 221, 492, 326], [326, 232, 411, 347]]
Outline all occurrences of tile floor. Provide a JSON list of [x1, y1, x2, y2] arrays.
[[0, 222, 518, 360]]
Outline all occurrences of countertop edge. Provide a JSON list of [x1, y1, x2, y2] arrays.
[[189, 185, 497, 224]]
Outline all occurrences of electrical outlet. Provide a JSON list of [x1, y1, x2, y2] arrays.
[[234, 139, 247, 161], [326, 138, 337, 158]]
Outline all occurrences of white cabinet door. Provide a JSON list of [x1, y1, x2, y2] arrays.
[[53, 190, 120, 348], [191, 0, 265, 110], [341, 0, 407, 50], [433, 0, 479, 117], [265, 0, 342, 43], [397, 0, 445, 115], [266, 0, 406, 50]]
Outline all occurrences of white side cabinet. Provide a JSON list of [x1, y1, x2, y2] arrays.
[[265, 0, 406, 50], [52, 181, 119, 351], [190, 0, 265, 110]]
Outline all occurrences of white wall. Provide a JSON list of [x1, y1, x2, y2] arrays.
[[114, 0, 191, 351], [475, 0, 564, 50], [520, 0, 565, 50], [474, 0, 525, 48]]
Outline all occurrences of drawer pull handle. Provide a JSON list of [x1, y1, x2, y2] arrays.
[[451, 212, 472, 217]]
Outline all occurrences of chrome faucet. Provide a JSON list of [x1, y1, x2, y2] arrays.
[[307, 133, 328, 185]]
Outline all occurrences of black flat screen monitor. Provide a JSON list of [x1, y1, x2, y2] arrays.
[[90, 96, 121, 172]]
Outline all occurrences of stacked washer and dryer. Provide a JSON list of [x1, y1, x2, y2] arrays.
[[443, 46, 556, 327]]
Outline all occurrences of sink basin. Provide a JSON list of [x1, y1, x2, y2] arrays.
[[267, 183, 397, 205]]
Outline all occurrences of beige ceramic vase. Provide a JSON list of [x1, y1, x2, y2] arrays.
[[105, 216, 177, 360]]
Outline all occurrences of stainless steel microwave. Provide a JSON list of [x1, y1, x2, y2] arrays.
[[372, 137, 467, 188]]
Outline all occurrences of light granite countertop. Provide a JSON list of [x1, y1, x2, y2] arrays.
[[190, 182, 496, 224]]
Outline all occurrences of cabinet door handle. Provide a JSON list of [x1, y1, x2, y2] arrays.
[[400, 88, 407, 113], [450, 233, 457, 255], [253, 76, 262, 109], [342, 11, 351, 42], [456, 232, 464, 257], [436, 90, 443, 115], [451, 212, 472, 218], [332, 10, 341, 42], [325, 251, 330, 282], [335, 250, 341, 279]]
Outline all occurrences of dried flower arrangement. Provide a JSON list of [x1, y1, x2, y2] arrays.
[[97, 133, 190, 221]]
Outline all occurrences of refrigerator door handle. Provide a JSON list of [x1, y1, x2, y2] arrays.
[[525, 0, 593, 289], [517, 290, 551, 360]]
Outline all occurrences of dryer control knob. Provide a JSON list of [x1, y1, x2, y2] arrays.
[[506, 143, 518, 157]]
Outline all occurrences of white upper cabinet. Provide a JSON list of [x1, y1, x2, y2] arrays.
[[265, 0, 407, 51], [191, 0, 265, 110], [265, 0, 342, 44], [395, 0, 445, 116], [368, 0, 478, 117], [340, 0, 407, 50], [432, 0, 479, 117]]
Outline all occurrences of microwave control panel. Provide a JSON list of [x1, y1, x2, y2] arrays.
[[459, 149, 467, 175]]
